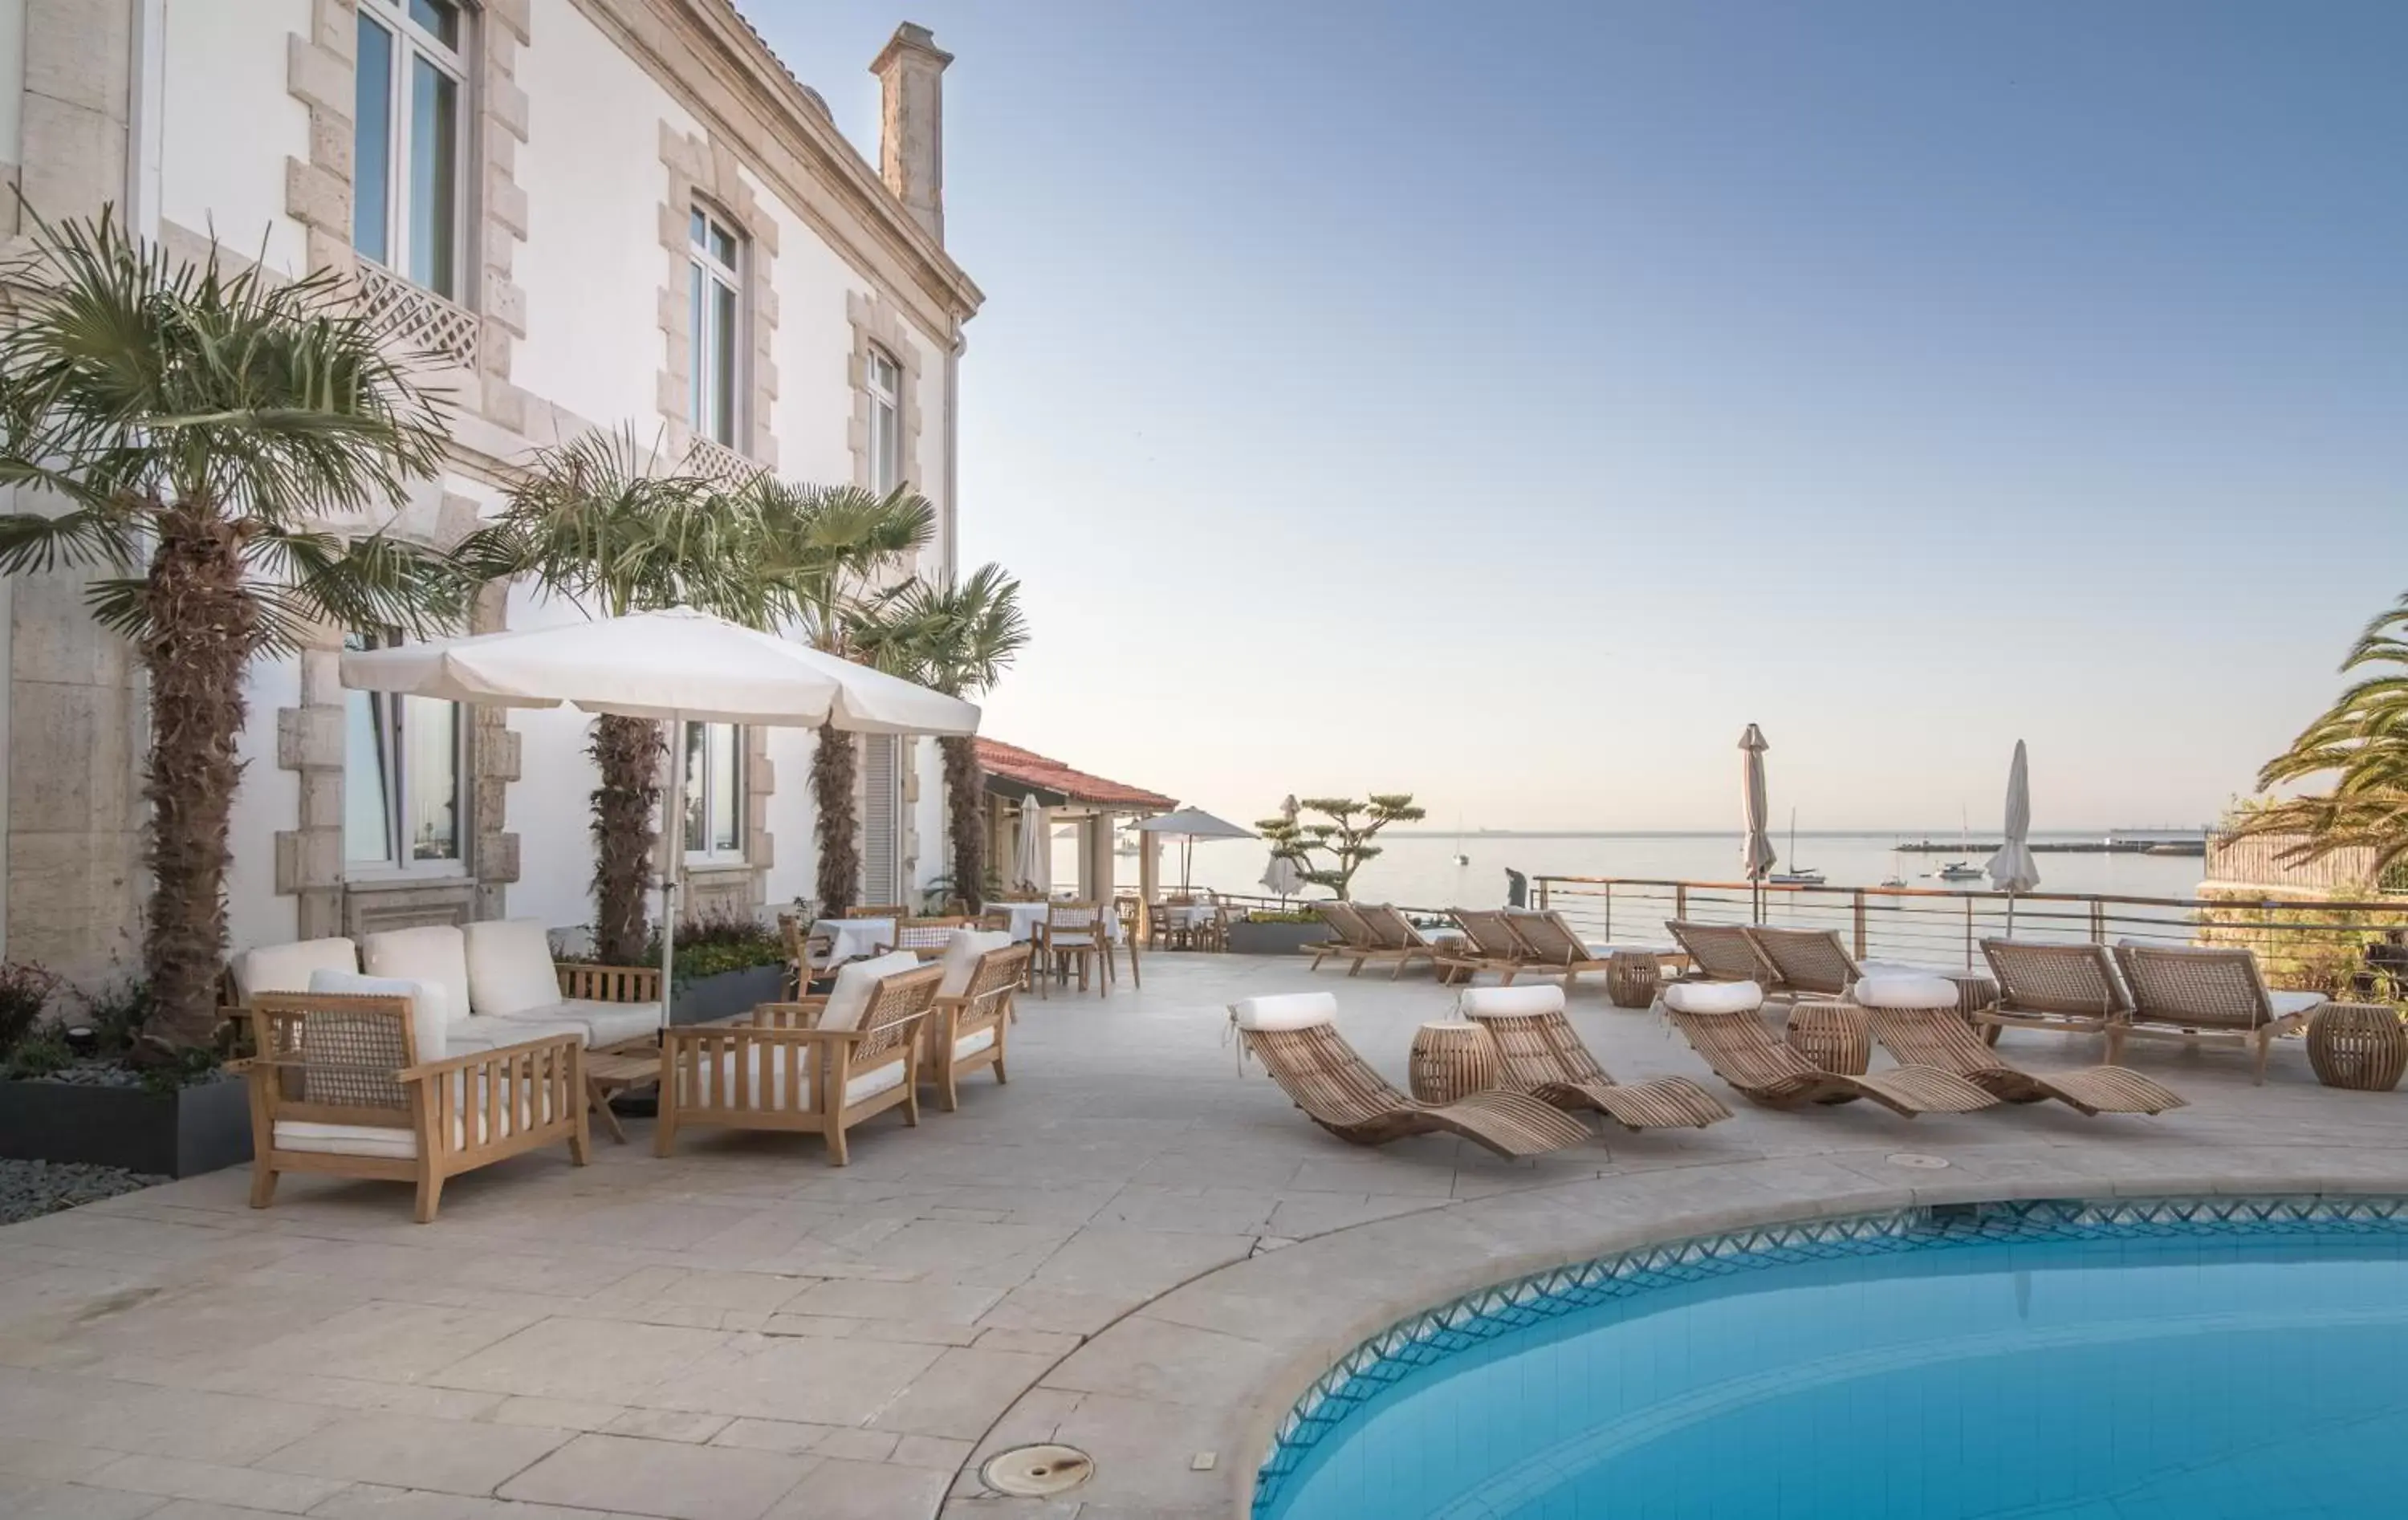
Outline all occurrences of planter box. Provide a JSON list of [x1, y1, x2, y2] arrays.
[[1226, 920, 1331, 957], [0, 1074, 251, 1178], [670, 964, 787, 1026]]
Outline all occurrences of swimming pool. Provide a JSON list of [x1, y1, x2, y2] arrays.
[[1255, 1197, 2408, 1520]]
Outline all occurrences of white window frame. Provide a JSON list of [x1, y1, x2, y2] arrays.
[[681, 721, 747, 866], [352, 0, 472, 301], [689, 207, 746, 449], [344, 633, 468, 880], [866, 344, 903, 493]]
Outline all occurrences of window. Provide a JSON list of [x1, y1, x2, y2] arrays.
[[865, 344, 902, 492], [689, 209, 742, 448], [344, 634, 464, 870], [682, 721, 744, 861], [353, 0, 466, 299]]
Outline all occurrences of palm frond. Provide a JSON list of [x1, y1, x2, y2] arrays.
[[2239, 592, 2408, 868]]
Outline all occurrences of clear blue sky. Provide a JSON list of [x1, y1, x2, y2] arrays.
[[753, 1, 2407, 831]]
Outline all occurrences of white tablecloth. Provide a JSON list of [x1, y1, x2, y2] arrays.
[[809, 917, 893, 966], [994, 902, 1123, 945], [1156, 904, 1217, 930]]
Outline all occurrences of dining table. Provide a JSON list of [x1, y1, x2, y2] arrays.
[[807, 916, 895, 968], [991, 901, 1125, 945]]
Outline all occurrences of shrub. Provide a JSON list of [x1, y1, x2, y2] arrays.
[[0, 962, 58, 1059], [4, 1029, 70, 1079], [84, 977, 154, 1056]]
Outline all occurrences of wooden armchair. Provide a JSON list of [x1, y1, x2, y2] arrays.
[[246, 992, 587, 1223], [847, 904, 909, 919], [926, 944, 1031, 1111], [655, 962, 942, 1165]]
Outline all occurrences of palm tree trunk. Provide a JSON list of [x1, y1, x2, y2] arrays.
[[588, 713, 662, 965], [940, 734, 985, 910], [812, 721, 858, 915], [141, 512, 256, 1049]]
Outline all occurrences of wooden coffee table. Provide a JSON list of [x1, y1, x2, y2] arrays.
[[583, 1050, 661, 1144]]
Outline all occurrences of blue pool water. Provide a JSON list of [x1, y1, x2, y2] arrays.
[[1259, 1201, 2408, 1520]]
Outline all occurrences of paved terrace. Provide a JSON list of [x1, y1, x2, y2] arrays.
[[3, 953, 2407, 1520]]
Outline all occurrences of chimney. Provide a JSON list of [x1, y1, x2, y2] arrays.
[[869, 22, 952, 244]]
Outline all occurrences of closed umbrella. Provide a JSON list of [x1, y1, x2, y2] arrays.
[[1259, 851, 1305, 903], [1134, 807, 1256, 892], [1012, 795, 1047, 893], [1739, 724, 1776, 918], [342, 607, 980, 1017], [1986, 739, 2040, 934]]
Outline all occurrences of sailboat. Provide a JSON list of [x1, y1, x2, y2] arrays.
[[1933, 806, 1982, 880], [1880, 840, 1908, 890], [1768, 809, 1824, 885], [1450, 816, 1470, 867]]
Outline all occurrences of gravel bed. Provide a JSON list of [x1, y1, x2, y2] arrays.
[[0, 1158, 166, 1225], [6, 1060, 240, 1088]]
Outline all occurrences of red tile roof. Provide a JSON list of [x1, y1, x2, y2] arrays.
[[976, 739, 1177, 811]]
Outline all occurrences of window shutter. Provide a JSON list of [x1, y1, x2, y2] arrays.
[[861, 734, 901, 903]]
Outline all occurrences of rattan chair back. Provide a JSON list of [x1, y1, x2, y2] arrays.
[[1477, 1008, 1613, 1089], [1360, 904, 1430, 950], [1242, 1022, 1409, 1128], [892, 916, 974, 955], [2112, 942, 2276, 1030], [251, 994, 419, 1119], [1744, 927, 1860, 996], [1452, 908, 1526, 961], [1316, 901, 1376, 947], [1666, 1007, 1824, 1093], [1979, 940, 2129, 1018], [1666, 921, 1777, 984], [1503, 910, 1589, 965], [848, 904, 908, 920]]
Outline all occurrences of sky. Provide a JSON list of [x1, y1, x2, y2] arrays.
[[750, 0, 2408, 833]]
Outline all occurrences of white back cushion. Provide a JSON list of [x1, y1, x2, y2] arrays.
[[938, 929, 1014, 998], [1661, 980, 1764, 1015], [822, 951, 923, 1032], [1229, 993, 1337, 1031], [360, 926, 472, 1032], [1460, 985, 1565, 1020], [1851, 974, 1962, 1011], [307, 969, 446, 1062], [465, 919, 562, 1018], [232, 938, 358, 1000]]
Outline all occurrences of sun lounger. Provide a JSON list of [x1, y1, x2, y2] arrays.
[[1498, 909, 1619, 991], [1666, 921, 1786, 998], [1439, 908, 1532, 985], [1459, 985, 1731, 1130], [1743, 925, 1941, 1000], [1229, 993, 1591, 1157], [1852, 974, 2186, 1116], [1976, 940, 2130, 1044], [1306, 902, 1379, 971], [2110, 941, 2326, 1085], [1355, 904, 1448, 980], [1661, 980, 1998, 1116]]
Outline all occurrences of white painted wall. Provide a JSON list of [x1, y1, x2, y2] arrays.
[[0, 0, 26, 170], [159, 0, 310, 274]]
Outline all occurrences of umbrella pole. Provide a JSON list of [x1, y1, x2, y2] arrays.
[[658, 717, 689, 1033]]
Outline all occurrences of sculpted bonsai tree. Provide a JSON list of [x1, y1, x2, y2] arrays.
[[0, 210, 458, 1049], [1257, 793, 1426, 901]]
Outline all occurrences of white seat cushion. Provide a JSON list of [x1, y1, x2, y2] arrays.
[[952, 1026, 998, 1061], [1850, 974, 1963, 1011], [307, 969, 448, 1062], [1662, 980, 1764, 1015], [233, 938, 359, 1000], [493, 998, 658, 1048], [694, 1046, 908, 1109], [1858, 959, 1943, 981], [1460, 985, 1566, 1019], [2271, 990, 2330, 1018], [274, 1078, 558, 1159], [938, 929, 1015, 998], [360, 927, 472, 1038], [1229, 993, 1336, 1031], [822, 952, 923, 1032], [446, 1014, 589, 1053], [465, 920, 564, 1018]]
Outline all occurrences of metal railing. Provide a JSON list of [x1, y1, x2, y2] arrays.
[[1531, 876, 2408, 995]]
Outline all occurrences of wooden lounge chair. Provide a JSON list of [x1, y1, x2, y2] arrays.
[[1850, 975, 2186, 1116], [1499, 909, 1620, 994], [1661, 981, 1999, 1116], [246, 991, 588, 1223], [1439, 908, 1532, 985], [1229, 993, 1591, 1157], [1306, 901, 1378, 970], [1743, 925, 1942, 1000], [1459, 985, 1731, 1131], [1355, 904, 1448, 980], [2109, 941, 2325, 1085], [1666, 921, 1787, 999], [657, 958, 941, 1165], [1978, 939, 2131, 1044], [925, 939, 1030, 1112]]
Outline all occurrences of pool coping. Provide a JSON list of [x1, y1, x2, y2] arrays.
[[941, 1140, 2408, 1518]]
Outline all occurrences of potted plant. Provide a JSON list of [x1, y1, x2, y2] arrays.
[[0, 971, 250, 1179]]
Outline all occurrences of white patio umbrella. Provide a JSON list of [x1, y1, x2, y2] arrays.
[[1134, 807, 1256, 891], [1986, 739, 2040, 933], [341, 608, 980, 1019], [1259, 851, 1305, 903], [1011, 795, 1047, 893], [1739, 724, 1776, 918]]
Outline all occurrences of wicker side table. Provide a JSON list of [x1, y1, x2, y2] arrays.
[[1607, 951, 1666, 1010], [1784, 1002, 1872, 1076], [2307, 1002, 2408, 1092], [1409, 1022, 1499, 1104]]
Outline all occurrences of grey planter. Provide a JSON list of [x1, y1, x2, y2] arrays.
[[670, 964, 788, 1026], [1225, 920, 1330, 957], [0, 1073, 251, 1178]]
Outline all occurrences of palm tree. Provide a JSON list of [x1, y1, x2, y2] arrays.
[[450, 430, 759, 965], [2231, 594, 2408, 876], [0, 210, 455, 1048], [738, 479, 934, 914], [853, 564, 1028, 909]]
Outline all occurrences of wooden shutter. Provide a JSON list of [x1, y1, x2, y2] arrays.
[[861, 734, 901, 903]]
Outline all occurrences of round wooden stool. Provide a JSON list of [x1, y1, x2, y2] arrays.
[[2308, 1003, 2408, 1091], [1409, 1021, 1499, 1104], [1784, 1002, 1872, 1076]]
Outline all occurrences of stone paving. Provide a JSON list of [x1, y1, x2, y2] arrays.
[[0, 953, 2404, 1520]]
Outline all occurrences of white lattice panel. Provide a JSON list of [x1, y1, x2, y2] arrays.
[[355, 262, 480, 370]]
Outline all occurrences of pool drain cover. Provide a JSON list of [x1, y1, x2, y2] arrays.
[[982, 1444, 1095, 1497], [1886, 1152, 1950, 1170]]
